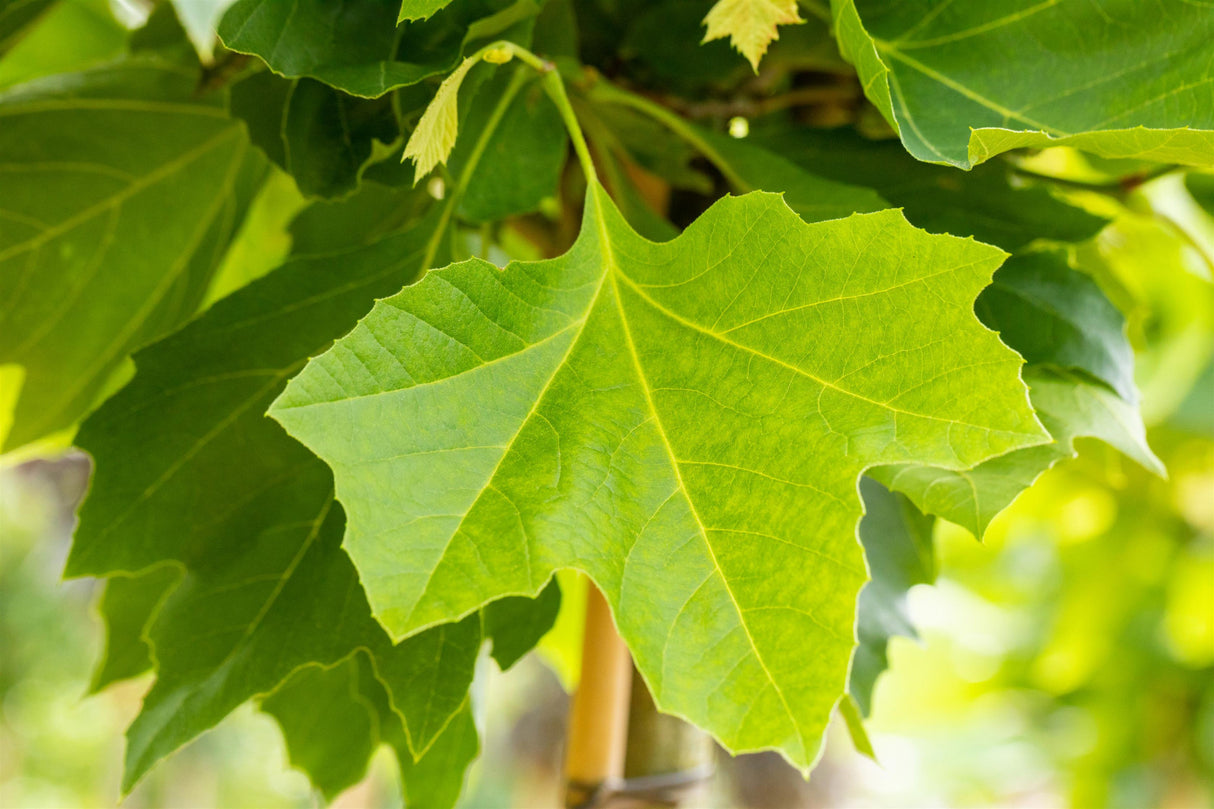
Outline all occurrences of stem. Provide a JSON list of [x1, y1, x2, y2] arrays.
[[485, 41, 600, 185], [563, 582, 633, 808], [583, 77, 752, 193], [419, 65, 530, 270]]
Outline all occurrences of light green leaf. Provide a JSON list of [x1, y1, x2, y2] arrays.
[[702, 0, 803, 71], [400, 0, 457, 23], [271, 181, 1046, 768], [873, 366, 1163, 537], [404, 56, 478, 183], [0, 60, 261, 452], [873, 250, 1163, 537], [0, 0, 54, 56], [831, 0, 1214, 167]]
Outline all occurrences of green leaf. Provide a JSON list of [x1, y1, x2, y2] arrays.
[[450, 72, 567, 223], [66, 209, 484, 791], [0, 0, 54, 56], [0, 0, 126, 92], [259, 656, 382, 801], [1188, 171, 1214, 220], [975, 251, 1138, 403], [0, 60, 261, 451], [831, 0, 1214, 167], [89, 565, 179, 692], [231, 70, 399, 198], [873, 366, 1163, 537], [271, 181, 1046, 768], [394, 700, 479, 809], [699, 129, 889, 222], [702, 0, 803, 71], [404, 55, 478, 183], [850, 477, 933, 716], [218, 0, 539, 98], [400, 0, 457, 23], [873, 251, 1164, 537], [483, 577, 561, 670], [754, 126, 1107, 250], [262, 652, 478, 806]]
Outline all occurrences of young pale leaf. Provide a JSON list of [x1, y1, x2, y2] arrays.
[[270, 182, 1046, 769], [0, 60, 261, 452], [403, 56, 477, 184], [702, 0, 803, 71], [831, 0, 1214, 167]]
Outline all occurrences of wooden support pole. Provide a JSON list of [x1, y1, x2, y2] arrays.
[[563, 582, 633, 808]]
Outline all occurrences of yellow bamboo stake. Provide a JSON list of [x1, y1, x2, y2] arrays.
[[562, 582, 633, 808]]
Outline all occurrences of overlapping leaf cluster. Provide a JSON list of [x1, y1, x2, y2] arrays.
[[1, 0, 1211, 803]]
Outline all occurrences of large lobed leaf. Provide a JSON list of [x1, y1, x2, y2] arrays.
[[271, 181, 1047, 768], [831, 0, 1214, 168]]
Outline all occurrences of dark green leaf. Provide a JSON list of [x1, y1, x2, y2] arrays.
[[218, 0, 540, 98], [90, 565, 179, 692], [483, 578, 561, 670], [0, 60, 261, 451], [832, 0, 1214, 167], [231, 70, 399, 198], [850, 477, 933, 716], [754, 126, 1107, 250]]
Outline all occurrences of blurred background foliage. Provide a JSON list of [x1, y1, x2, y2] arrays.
[[1, 0, 1213, 807]]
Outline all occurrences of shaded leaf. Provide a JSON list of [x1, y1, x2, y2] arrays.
[[231, 70, 399, 198], [67, 209, 481, 791], [0, 60, 261, 451], [850, 476, 933, 716], [271, 181, 1045, 768], [754, 125, 1108, 250], [90, 565, 179, 692], [218, 0, 539, 98], [483, 578, 561, 670], [831, 0, 1214, 167]]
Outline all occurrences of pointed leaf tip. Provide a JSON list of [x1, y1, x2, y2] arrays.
[[702, 0, 803, 71]]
